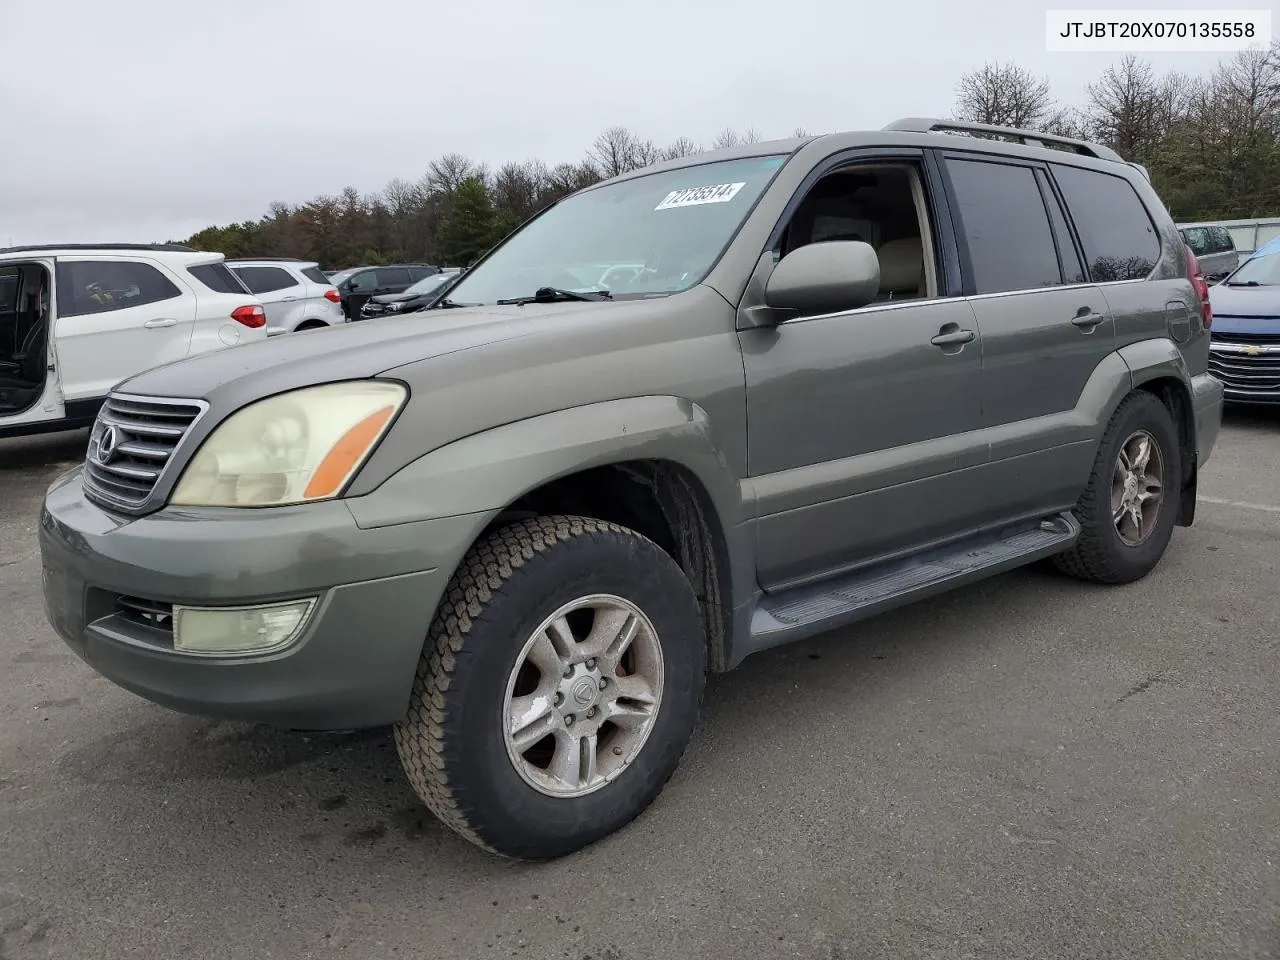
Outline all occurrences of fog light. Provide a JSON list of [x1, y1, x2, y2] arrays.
[[173, 599, 316, 655]]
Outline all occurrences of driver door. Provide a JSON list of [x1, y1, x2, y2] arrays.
[[739, 151, 989, 590]]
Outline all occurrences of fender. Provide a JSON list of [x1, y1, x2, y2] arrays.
[[345, 395, 747, 530], [344, 396, 758, 666], [1116, 336, 1193, 396]]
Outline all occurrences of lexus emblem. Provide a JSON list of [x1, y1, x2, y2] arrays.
[[95, 424, 120, 464]]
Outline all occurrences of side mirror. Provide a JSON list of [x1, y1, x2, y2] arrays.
[[764, 240, 879, 317]]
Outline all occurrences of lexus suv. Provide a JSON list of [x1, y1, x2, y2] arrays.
[[39, 118, 1223, 861]]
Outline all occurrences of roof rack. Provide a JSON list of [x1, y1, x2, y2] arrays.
[[883, 117, 1123, 163], [0, 242, 197, 255], [224, 256, 309, 263]]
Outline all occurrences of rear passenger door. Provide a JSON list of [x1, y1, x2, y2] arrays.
[[937, 153, 1114, 522], [53, 257, 197, 401], [376, 267, 414, 294], [231, 265, 304, 334]]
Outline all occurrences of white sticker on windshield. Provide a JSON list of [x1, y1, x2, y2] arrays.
[[654, 182, 747, 211]]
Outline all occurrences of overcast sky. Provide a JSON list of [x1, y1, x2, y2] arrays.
[[0, 0, 1246, 246]]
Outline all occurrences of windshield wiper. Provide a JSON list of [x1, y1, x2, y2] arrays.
[[496, 286, 613, 305], [433, 297, 481, 309]]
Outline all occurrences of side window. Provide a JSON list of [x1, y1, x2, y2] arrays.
[[1050, 164, 1160, 282], [187, 263, 250, 294], [300, 266, 331, 284], [1182, 227, 1211, 256], [1035, 169, 1086, 285], [376, 267, 412, 288], [56, 261, 183, 318], [775, 161, 938, 302], [231, 265, 300, 294], [347, 270, 377, 291], [1211, 227, 1235, 253], [945, 158, 1062, 295], [407, 266, 437, 282]]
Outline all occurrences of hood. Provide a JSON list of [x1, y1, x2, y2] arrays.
[[1208, 283, 1280, 333], [369, 291, 416, 305], [115, 301, 617, 412]]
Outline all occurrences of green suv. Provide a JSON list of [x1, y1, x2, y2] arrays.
[[38, 118, 1224, 860]]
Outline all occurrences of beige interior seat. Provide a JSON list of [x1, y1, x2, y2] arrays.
[[875, 236, 924, 300]]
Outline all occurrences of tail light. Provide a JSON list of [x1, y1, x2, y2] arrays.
[[323, 289, 341, 303], [231, 304, 266, 328], [1186, 247, 1212, 330]]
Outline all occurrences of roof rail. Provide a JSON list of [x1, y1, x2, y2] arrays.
[[0, 242, 197, 255], [883, 117, 1123, 163], [224, 256, 308, 263]]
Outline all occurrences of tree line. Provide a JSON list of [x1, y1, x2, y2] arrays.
[[185, 43, 1280, 270]]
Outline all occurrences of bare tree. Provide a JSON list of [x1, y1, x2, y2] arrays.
[[1085, 55, 1186, 159], [590, 126, 651, 177], [491, 160, 549, 223], [954, 61, 1056, 128], [426, 152, 485, 196], [660, 137, 701, 160]]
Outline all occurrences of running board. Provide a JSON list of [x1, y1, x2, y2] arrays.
[[748, 513, 1080, 652]]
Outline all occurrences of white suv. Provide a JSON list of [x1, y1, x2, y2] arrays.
[[0, 244, 267, 440], [225, 259, 346, 336]]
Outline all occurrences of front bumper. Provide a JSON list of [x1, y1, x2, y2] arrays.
[[39, 468, 492, 730]]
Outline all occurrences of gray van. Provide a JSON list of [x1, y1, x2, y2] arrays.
[[1179, 224, 1238, 282]]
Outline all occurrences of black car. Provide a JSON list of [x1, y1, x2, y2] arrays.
[[327, 264, 439, 320], [359, 270, 462, 319]]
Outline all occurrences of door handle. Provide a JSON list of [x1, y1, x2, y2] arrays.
[[931, 327, 976, 347], [280, 296, 299, 302], [143, 318, 177, 328], [1071, 310, 1106, 329]]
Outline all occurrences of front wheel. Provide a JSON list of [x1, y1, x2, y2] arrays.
[[1054, 391, 1182, 584], [395, 516, 706, 860]]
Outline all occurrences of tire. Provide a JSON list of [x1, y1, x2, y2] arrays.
[[1053, 391, 1182, 585], [395, 515, 706, 860], [295, 320, 327, 331]]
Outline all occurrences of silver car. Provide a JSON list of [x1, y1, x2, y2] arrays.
[[226, 258, 346, 335]]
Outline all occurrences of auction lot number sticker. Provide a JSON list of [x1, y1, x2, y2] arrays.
[[655, 182, 747, 210]]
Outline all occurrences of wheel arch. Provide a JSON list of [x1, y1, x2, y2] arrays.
[[1116, 339, 1198, 526], [347, 396, 754, 672]]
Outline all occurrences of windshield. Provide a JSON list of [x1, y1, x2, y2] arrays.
[[327, 269, 356, 285], [441, 155, 787, 305], [1228, 251, 1280, 285], [405, 272, 455, 295]]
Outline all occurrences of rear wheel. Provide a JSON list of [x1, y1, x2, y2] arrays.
[[1053, 391, 1182, 584], [295, 320, 327, 331], [395, 515, 706, 860]]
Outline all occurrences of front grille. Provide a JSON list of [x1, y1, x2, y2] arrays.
[[82, 394, 207, 511], [1211, 330, 1280, 346], [1207, 348, 1280, 396]]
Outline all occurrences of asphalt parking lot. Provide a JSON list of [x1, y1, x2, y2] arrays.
[[1, 412, 1278, 960]]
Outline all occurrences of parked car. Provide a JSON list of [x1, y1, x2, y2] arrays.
[[328, 264, 439, 320], [225, 258, 345, 336], [0, 244, 265, 440], [1206, 234, 1280, 404], [39, 118, 1223, 861], [359, 269, 462, 319], [1179, 224, 1238, 282]]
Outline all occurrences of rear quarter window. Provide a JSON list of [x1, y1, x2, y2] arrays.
[[300, 266, 331, 284], [187, 263, 250, 295], [1051, 164, 1160, 282], [232, 265, 301, 294]]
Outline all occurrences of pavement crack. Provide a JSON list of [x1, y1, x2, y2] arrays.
[[1116, 673, 1176, 703]]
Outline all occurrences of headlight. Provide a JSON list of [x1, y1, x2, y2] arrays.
[[169, 381, 406, 507], [386, 302, 404, 312]]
